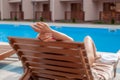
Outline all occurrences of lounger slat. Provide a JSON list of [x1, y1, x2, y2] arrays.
[[36, 78, 52, 80], [31, 69, 84, 79], [9, 37, 84, 48], [14, 45, 80, 56], [21, 53, 81, 63], [32, 73, 70, 80], [26, 61, 83, 69], [28, 63, 84, 74], [26, 60, 83, 69]]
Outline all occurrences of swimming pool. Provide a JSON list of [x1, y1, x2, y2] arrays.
[[0, 24, 120, 53]]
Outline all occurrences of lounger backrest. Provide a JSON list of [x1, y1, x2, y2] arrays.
[[8, 37, 93, 80]]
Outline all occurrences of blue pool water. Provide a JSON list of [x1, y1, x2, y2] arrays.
[[0, 24, 120, 53]]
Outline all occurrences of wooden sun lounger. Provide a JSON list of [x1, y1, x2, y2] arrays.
[[8, 37, 94, 80], [8, 37, 118, 80], [0, 42, 15, 60]]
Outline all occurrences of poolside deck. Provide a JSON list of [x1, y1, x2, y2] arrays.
[[0, 21, 120, 29]]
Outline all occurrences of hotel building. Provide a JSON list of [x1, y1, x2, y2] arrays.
[[0, 0, 120, 22]]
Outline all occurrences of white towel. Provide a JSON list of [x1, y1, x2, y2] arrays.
[[100, 53, 119, 64], [117, 49, 120, 59]]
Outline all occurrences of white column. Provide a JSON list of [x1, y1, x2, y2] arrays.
[[50, 0, 55, 22], [1, 0, 3, 20]]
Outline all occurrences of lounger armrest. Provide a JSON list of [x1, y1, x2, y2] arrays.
[[0, 49, 15, 60], [20, 69, 32, 80]]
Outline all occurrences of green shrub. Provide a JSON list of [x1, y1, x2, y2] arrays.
[[72, 18, 76, 23], [40, 17, 44, 21], [94, 21, 105, 24], [14, 16, 17, 21], [111, 18, 115, 24]]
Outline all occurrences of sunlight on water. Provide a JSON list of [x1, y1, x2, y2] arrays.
[[14, 24, 19, 27], [55, 26, 62, 29], [0, 32, 6, 42]]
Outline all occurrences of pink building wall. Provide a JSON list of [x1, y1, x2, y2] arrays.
[[0, 0, 120, 21]]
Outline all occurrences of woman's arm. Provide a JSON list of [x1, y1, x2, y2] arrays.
[[51, 30, 73, 42], [31, 22, 74, 42]]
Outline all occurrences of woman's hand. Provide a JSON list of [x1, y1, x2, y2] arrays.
[[31, 22, 52, 34], [37, 33, 56, 42]]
